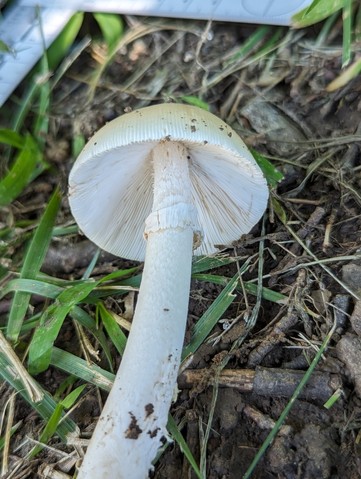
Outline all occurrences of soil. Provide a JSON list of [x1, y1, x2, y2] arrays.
[[1, 13, 361, 479]]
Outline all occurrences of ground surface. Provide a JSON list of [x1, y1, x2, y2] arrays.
[[1, 13, 361, 479]]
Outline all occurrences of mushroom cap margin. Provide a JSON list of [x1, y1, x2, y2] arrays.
[[68, 103, 269, 261]]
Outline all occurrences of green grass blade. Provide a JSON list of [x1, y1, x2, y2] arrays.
[[292, 0, 344, 27], [53, 374, 78, 401], [52, 224, 79, 236], [167, 415, 202, 479], [29, 384, 86, 458], [326, 56, 361, 91], [12, 81, 42, 132], [51, 347, 114, 391], [1, 278, 63, 301], [97, 302, 127, 356], [47, 13, 84, 71], [93, 13, 124, 53], [99, 266, 140, 283], [0, 129, 25, 149], [191, 255, 239, 274], [192, 273, 286, 304], [28, 280, 98, 374], [182, 274, 239, 360], [254, 27, 284, 58], [6, 188, 61, 342], [315, 11, 340, 45], [0, 134, 41, 206], [61, 384, 87, 409], [355, 2, 361, 40], [242, 280, 285, 303], [82, 248, 100, 280], [342, 0, 353, 66], [29, 403, 64, 458], [226, 25, 271, 65]]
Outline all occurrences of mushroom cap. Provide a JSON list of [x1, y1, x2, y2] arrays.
[[69, 103, 268, 261]]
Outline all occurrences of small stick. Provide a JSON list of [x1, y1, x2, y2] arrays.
[[283, 198, 322, 205], [323, 208, 338, 251], [178, 366, 342, 403], [247, 310, 299, 368], [242, 404, 291, 435]]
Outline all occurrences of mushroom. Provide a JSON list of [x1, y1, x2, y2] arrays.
[[68, 103, 268, 478]]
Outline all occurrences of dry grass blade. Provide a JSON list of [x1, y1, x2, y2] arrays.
[[0, 331, 43, 403], [1, 393, 15, 477]]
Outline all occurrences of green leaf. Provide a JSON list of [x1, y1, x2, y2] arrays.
[[93, 12, 124, 52], [251, 149, 283, 189], [7, 189, 61, 342], [28, 280, 98, 374], [292, 0, 344, 28], [0, 134, 41, 207]]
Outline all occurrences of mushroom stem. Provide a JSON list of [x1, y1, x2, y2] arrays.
[[78, 142, 197, 478]]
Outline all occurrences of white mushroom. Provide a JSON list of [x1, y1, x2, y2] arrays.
[[68, 103, 268, 479]]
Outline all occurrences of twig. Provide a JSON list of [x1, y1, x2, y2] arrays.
[[179, 366, 341, 403]]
